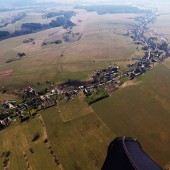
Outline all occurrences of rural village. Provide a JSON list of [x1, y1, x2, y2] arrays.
[[0, 11, 170, 130]]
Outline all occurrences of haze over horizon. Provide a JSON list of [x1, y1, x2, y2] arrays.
[[0, 0, 170, 169], [0, 0, 169, 7]]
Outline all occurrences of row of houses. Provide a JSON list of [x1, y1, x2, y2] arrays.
[[84, 11, 170, 93], [0, 117, 12, 128], [1, 11, 170, 130], [0, 86, 59, 128], [126, 11, 169, 80]]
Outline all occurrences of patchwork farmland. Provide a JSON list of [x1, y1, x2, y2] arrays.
[[0, 1, 170, 170]]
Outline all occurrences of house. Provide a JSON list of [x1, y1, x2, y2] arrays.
[[2, 101, 16, 110], [111, 66, 119, 73], [131, 66, 145, 77], [22, 104, 29, 110], [152, 59, 157, 62], [73, 90, 78, 96], [27, 87, 37, 97], [0, 117, 12, 127], [115, 81, 121, 86], [83, 88, 93, 96], [78, 86, 84, 90], [65, 92, 71, 98]]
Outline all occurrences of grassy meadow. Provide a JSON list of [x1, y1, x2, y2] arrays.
[[92, 63, 170, 167], [25, 63, 170, 169], [41, 107, 115, 170], [1, 63, 170, 169], [85, 87, 109, 105], [0, 11, 138, 89], [0, 117, 59, 170], [58, 93, 93, 122], [1, 4, 170, 169]]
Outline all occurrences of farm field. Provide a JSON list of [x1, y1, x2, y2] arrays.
[[92, 63, 170, 167], [0, 11, 138, 90], [1, 63, 170, 169], [151, 13, 170, 41], [0, 93, 20, 102], [41, 107, 115, 170], [0, 116, 59, 170], [1, 2, 170, 170], [58, 93, 93, 122], [164, 58, 170, 69]]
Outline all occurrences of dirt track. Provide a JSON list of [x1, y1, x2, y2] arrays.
[[120, 80, 141, 89]]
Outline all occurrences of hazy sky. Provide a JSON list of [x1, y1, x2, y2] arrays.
[[0, 0, 169, 8], [0, 0, 115, 7], [0, 0, 130, 8], [37, 0, 115, 4], [36, 0, 168, 3]]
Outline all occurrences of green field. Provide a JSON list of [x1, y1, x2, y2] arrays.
[[92, 64, 170, 167], [58, 93, 93, 121], [1, 64, 170, 169], [1, 3, 170, 169], [28, 63, 170, 169], [41, 107, 115, 170], [86, 87, 109, 105], [0, 117, 59, 170]]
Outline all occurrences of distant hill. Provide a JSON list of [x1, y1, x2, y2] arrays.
[[75, 5, 149, 15]]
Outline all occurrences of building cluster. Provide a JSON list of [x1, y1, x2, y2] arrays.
[[84, 12, 170, 94], [0, 117, 11, 128], [126, 12, 169, 79], [1, 11, 170, 130], [0, 86, 58, 129]]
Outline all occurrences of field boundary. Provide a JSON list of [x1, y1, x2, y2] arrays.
[[90, 106, 116, 137], [60, 111, 92, 123], [38, 114, 64, 170]]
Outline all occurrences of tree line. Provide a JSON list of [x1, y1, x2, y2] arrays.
[[0, 16, 76, 40]]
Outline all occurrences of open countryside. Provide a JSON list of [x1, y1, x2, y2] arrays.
[[0, 0, 170, 169]]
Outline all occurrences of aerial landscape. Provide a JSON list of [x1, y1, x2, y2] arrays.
[[0, 0, 170, 169]]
